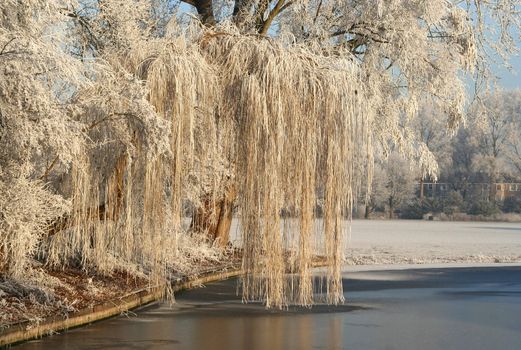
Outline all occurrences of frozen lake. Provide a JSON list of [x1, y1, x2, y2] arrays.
[[345, 220, 521, 264], [13, 220, 521, 350], [229, 219, 521, 265], [17, 266, 521, 350]]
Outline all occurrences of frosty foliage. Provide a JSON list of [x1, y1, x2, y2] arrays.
[[370, 153, 417, 219], [0, 0, 520, 308], [468, 89, 521, 180], [0, 0, 84, 278], [202, 31, 369, 305], [0, 177, 69, 278]]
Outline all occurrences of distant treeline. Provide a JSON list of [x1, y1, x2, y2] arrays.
[[362, 89, 521, 220]]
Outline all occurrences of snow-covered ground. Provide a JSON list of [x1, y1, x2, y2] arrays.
[[346, 220, 521, 265], [229, 219, 521, 266]]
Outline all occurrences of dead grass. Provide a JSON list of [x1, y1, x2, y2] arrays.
[[0, 267, 148, 328]]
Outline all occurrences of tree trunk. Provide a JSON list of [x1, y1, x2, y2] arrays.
[[191, 184, 236, 247], [214, 187, 236, 246]]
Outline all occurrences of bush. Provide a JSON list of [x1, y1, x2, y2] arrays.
[[400, 199, 425, 219], [468, 200, 500, 216], [441, 191, 464, 215], [423, 197, 444, 213], [502, 197, 521, 213], [400, 193, 466, 219]]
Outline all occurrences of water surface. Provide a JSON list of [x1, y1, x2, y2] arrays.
[[16, 266, 521, 350]]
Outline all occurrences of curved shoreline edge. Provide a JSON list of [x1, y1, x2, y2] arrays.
[[3, 261, 521, 347], [0, 267, 244, 348]]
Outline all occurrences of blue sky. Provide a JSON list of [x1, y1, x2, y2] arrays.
[[495, 53, 521, 89]]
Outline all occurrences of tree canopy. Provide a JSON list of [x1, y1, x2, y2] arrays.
[[0, 0, 520, 308]]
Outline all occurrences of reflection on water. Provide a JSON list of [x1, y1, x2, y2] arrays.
[[15, 267, 521, 350], [171, 313, 342, 350]]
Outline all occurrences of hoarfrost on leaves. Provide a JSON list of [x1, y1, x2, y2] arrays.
[[0, 0, 520, 309]]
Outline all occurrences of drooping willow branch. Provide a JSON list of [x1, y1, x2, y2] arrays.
[[46, 153, 128, 238]]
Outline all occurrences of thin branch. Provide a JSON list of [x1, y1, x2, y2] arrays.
[[313, 0, 322, 24], [259, 0, 286, 35], [39, 112, 138, 181], [0, 38, 15, 56], [278, 0, 294, 14], [254, 0, 271, 31], [61, 7, 102, 51], [40, 156, 59, 181]]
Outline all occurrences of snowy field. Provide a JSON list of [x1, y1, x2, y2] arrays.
[[345, 220, 521, 265], [228, 219, 521, 266]]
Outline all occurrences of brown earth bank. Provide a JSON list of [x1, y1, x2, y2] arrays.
[[0, 268, 149, 328], [0, 250, 331, 345], [0, 253, 243, 332]]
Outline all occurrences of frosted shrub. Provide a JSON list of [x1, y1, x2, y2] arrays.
[[0, 176, 69, 278]]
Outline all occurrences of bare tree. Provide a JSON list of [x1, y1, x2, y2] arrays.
[[413, 101, 454, 199], [372, 153, 417, 219], [471, 90, 521, 186], [501, 90, 521, 176]]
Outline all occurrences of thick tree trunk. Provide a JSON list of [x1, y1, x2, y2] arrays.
[[182, 0, 216, 25], [214, 187, 236, 246], [191, 185, 236, 247]]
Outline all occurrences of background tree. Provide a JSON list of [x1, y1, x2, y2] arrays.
[[412, 101, 454, 199], [372, 153, 417, 219], [473, 91, 516, 184], [499, 90, 521, 176]]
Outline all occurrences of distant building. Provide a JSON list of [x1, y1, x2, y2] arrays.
[[419, 182, 451, 198], [493, 183, 521, 202]]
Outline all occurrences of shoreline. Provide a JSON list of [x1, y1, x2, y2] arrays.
[[4, 216, 521, 348], [0, 266, 243, 348], [342, 261, 521, 272], [4, 261, 521, 348]]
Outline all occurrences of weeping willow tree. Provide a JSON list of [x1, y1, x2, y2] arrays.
[[0, 0, 520, 309]]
